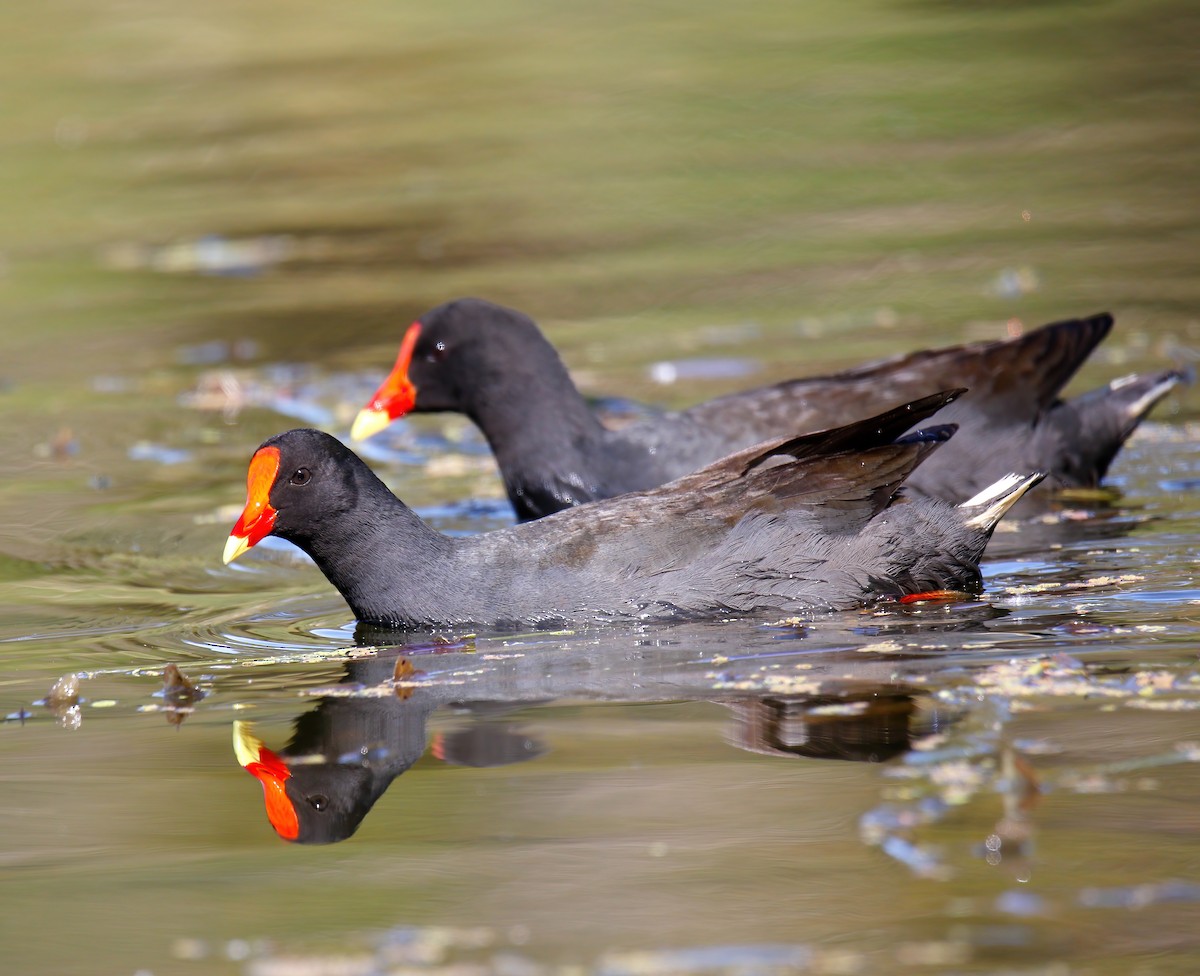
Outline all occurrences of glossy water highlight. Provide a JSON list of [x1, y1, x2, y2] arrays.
[[1, 0, 1198, 973]]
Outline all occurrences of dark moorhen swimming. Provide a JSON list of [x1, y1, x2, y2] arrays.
[[225, 392, 1041, 630], [351, 299, 1183, 521]]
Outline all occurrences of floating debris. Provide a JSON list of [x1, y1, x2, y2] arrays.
[[43, 673, 82, 730], [161, 664, 204, 727], [998, 574, 1146, 597], [1127, 698, 1200, 711], [958, 654, 1199, 706], [392, 656, 426, 699], [857, 639, 904, 654], [707, 670, 824, 695], [45, 673, 80, 705]]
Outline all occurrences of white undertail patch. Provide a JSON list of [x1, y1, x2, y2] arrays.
[[961, 472, 1045, 530], [961, 473, 1027, 508]]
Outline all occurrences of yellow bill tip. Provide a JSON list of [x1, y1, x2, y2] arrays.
[[223, 533, 251, 565], [350, 407, 390, 442], [232, 720, 264, 768]]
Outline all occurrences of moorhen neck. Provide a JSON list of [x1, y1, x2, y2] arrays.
[[228, 392, 1041, 630], [351, 298, 1182, 520]]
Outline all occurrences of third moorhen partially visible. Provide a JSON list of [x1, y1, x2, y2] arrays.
[[227, 392, 1040, 630], [351, 299, 1182, 521]]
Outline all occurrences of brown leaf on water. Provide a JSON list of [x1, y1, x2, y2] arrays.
[[44, 674, 82, 730], [46, 673, 80, 707], [431, 634, 477, 653], [392, 656, 428, 699], [162, 663, 203, 727]]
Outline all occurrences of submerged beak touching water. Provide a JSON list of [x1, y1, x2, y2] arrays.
[[223, 446, 280, 564], [350, 321, 421, 441]]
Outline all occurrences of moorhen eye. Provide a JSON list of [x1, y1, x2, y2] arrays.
[[427, 341, 447, 363], [307, 794, 329, 811], [290, 467, 312, 486]]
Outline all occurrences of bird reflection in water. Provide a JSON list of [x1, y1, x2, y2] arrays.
[[233, 652, 547, 844], [232, 650, 954, 844], [722, 689, 949, 764]]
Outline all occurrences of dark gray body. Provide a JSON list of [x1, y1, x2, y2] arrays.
[[253, 395, 1036, 630]]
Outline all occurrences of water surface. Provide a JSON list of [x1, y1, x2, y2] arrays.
[[1, 1, 1198, 974]]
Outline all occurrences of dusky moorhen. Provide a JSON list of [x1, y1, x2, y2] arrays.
[[228, 392, 1040, 630], [351, 299, 1179, 521]]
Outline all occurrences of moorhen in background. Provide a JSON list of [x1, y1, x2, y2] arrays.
[[225, 392, 1041, 630], [351, 299, 1183, 521]]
